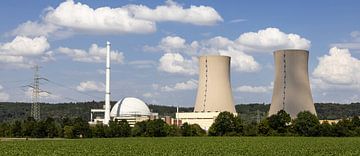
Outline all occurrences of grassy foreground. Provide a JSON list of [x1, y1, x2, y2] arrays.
[[1, 137, 360, 155]]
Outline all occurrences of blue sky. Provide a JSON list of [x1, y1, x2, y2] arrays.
[[0, 0, 359, 106]]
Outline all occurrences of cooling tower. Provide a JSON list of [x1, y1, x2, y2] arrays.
[[194, 55, 236, 113], [269, 49, 316, 118]]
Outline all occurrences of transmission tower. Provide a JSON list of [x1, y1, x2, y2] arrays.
[[29, 65, 49, 121]]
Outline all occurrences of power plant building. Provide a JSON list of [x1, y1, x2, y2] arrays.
[[89, 42, 158, 125], [177, 55, 237, 130], [269, 49, 317, 118]]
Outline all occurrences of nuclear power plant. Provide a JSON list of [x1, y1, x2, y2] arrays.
[[194, 56, 236, 113], [89, 42, 158, 125], [177, 55, 237, 130], [269, 49, 317, 118]]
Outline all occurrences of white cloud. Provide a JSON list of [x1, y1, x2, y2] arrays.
[[58, 43, 124, 63], [12, 0, 222, 37], [158, 53, 197, 75], [128, 60, 157, 69], [44, 0, 156, 34], [76, 81, 105, 92], [142, 92, 154, 98], [219, 48, 260, 72], [331, 31, 360, 51], [0, 36, 51, 69], [0, 85, 10, 101], [151, 27, 309, 74], [235, 82, 273, 93], [11, 21, 60, 37], [0, 36, 49, 56], [126, 0, 223, 26], [229, 18, 247, 23], [161, 79, 198, 92], [24, 87, 60, 101], [312, 47, 360, 90], [236, 27, 311, 52]]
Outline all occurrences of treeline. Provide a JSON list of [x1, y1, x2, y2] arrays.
[[2, 102, 360, 123], [209, 111, 360, 137], [1, 110, 360, 138], [0, 117, 205, 138]]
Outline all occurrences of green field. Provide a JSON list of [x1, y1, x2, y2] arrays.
[[1, 137, 360, 155]]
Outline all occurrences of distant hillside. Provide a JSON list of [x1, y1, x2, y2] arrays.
[[1, 102, 360, 122]]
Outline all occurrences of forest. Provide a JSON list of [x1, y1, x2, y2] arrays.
[[1, 102, 360, 122]]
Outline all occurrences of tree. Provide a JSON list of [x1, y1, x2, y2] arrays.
[[244, 122, 258, 136], [180, 123, 205, 136], [208, 112, 244, 136], [317, 121, 334, 137], [92, 124, 106, 138], [351, 116, 360, 128], [180, 123, 192, 136], [258, 119, 271, 136], [72, 117, 91, 138], [107, 120, 131, 137], [45, 117, 59, 138], [22, 117, 36, 137], [33, 121, 48, 138], [0, 122, 11, 137], [63, 125, 75, 139], [293, 111, 320, 136], [190, 124, 206, 136], [166, 125, 180, 136], [268, 110, 291, 134], [146, 119, 168, 137], [11, 120, 22, 137], [131, 121, 147, 137]]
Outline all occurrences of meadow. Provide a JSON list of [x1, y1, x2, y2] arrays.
[[1, 137, 360, 155]]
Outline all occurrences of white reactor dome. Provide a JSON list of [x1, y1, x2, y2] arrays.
[[110, 97, 151, 117]]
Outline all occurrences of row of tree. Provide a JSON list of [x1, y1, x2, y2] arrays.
[[0, 117, 205, 138], [1, 111, 360, 138], [209, 111, 360, 137]]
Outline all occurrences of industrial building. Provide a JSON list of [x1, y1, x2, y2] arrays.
[[89, 42, 158, 125], [177, 55, 237, 130], [269, 49, 317, 118]]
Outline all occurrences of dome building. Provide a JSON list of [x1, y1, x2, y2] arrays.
[[90, 97, 158, 126]]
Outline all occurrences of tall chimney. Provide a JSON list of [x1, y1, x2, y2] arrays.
[[104, 41, 111, 125]]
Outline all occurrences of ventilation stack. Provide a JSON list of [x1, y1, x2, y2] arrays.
[[104, 41, 111, 125], [194, 55, 236, 113], [269, 49, 316, 118]]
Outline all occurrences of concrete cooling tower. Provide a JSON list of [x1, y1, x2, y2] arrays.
[[269, 49, 317, 118], [194, 55, 236, 113]]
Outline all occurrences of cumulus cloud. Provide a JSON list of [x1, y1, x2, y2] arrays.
[[236, 27, 311, 52], [12, 0, 222, 37], [158, 53, 197, 75], [58, 44, 124, 63], [331, 31, 360, 51], [235, 82, 273, 93], [160, 79, 198, 92], [312, 47, 360, 90], [219, 48, 260, 72], [76, 81, 105, 92], [0, 36, 49, 56], [126, 0, 223, 26], [11, 21, 62, 37], [128, 60, 157, 69], [149, 28, 310, 74], [23, 87, 60, 101], [0, 85, 10, 101], [0, 36, 51, 69]]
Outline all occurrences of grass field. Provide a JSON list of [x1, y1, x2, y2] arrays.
[[1, 137, 360, 155]]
